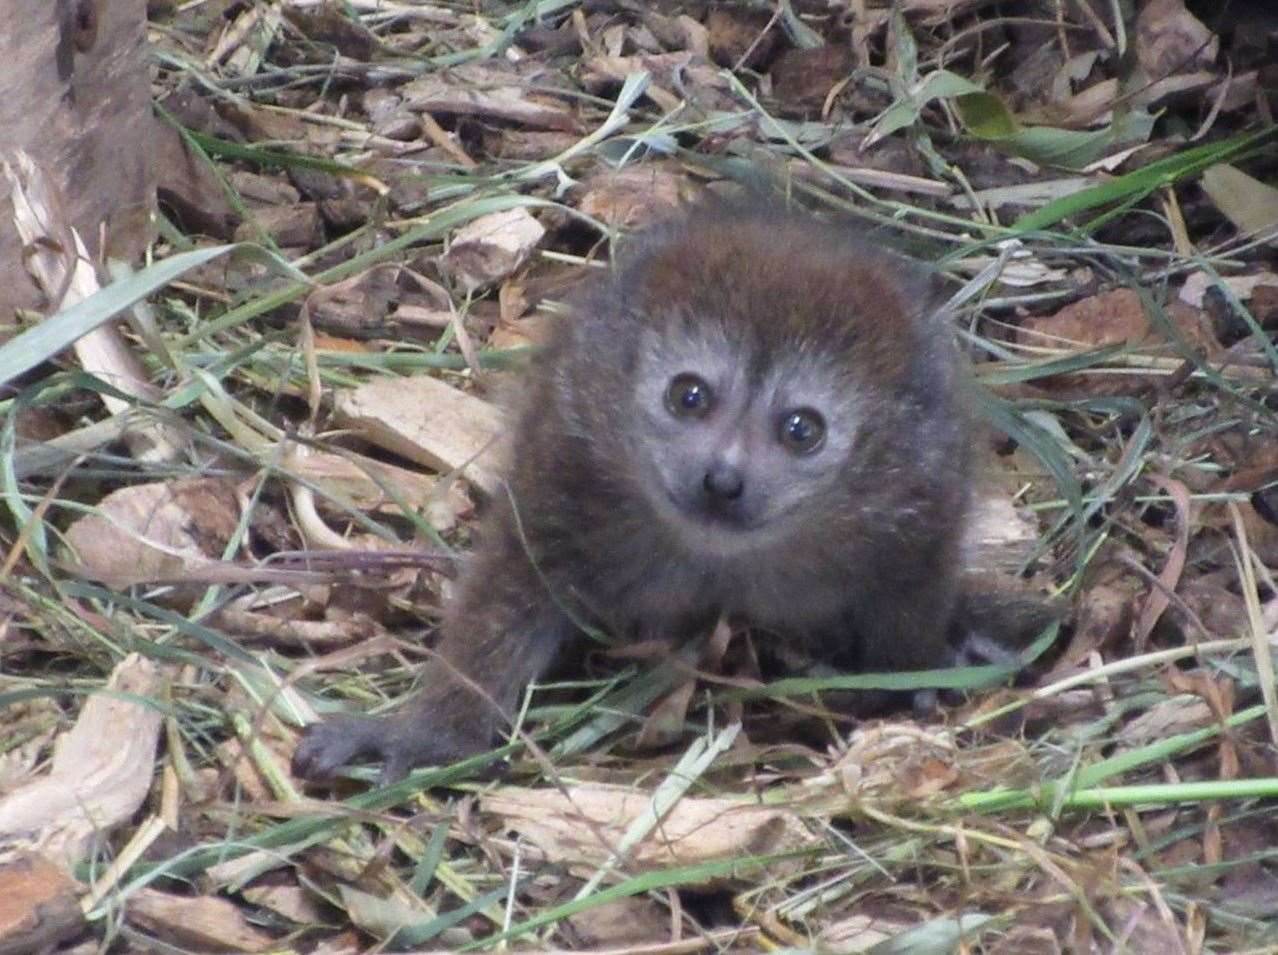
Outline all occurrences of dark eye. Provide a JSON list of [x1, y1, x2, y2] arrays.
[[779, 409, 825, 454], [665, 374, 713, 419]]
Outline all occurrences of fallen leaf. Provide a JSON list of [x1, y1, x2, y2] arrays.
[[1131, 474, 1191, 651], [816, 912, 914, 953], [1200, 163, 1278, 238], [1166, 580, 1248, 640], [153, 121, 239, 238], [577, 161, 691, 230], [1178, 269, 1278, 308], [1021, 288, 1154, 345], [228, 169, 299, 205], [218, 100, 310, 144], [637, 620, 733, 749], [806, 722, 960, 804], [580, 52, 729, 111], [481, 129, 583, 161], [564, 897, 671, 948], [1119, 695, 1214, 747], [674, 14, 710, 57], [481, 783, 817, 876], [319, 197, 374, 234], [1243, 284, 1278, 328], [899, 755, 960, 799], [1166, 670, 1237, 730], [335, 883, 472, 948], [1019, 287, 1217, 391], [63, 478, 242, 591]]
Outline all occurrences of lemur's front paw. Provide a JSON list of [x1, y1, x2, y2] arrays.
[[292, 708, 494, 786]]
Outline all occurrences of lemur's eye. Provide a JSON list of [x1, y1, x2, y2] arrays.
[[779, 409, 825, 454], [665, 374, 713, 419]]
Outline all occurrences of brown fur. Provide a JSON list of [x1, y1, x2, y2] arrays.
[[293, 204, 988, 783]]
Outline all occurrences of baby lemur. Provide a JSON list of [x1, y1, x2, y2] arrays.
[[294, 202, 985, 783]]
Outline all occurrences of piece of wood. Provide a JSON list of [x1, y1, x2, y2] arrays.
[[0, 0, 156, 324], [0, 655, 164, 867], [0, 853, 85, 955], [126, 888, 278, 953], [333, 374, 507, 494]]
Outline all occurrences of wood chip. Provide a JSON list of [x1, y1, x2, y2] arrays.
[[0, 852, 85, 955], [126, 887, 278, 952], [239, 883, 327, 925], [332, 374, 506, 494], [286, 448, 469, 527], [439, 207, 545, 292], [964, 488, 1040, 575], [0, 655, 164, 867], [233, 201, 325, 246], [401, 62, 578, 131]]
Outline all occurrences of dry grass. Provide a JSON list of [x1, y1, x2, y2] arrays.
[[2, 1, 1277, 952]]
